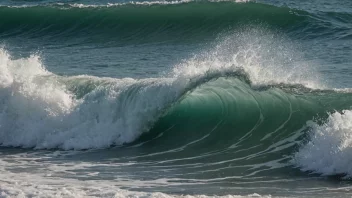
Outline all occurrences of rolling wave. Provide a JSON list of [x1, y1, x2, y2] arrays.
[[0, 1, 350, 42], [0, 47, 352, 178], [0, 29, 352, 179]]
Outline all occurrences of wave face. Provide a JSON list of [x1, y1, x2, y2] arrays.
[[0, 1, 351, 43]]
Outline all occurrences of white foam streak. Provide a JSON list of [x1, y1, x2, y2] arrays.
[[0, 152, 271, 197], [0, 183, 268, 198], [1, 0, 251, 9], [294, 110, 352, 178]]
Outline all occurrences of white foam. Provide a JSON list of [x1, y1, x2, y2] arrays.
[[294, 110, 352, 178], [0, 183, 269, 198]]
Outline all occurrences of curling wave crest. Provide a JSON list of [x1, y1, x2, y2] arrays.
[[0, 31, 351, 184]]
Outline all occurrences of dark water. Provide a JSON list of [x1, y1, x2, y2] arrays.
[[0, 0, 352, 197]]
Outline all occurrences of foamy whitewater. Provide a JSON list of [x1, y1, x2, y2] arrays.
[[0, 0, 352, 197], [294, 110, 352, 178], [0, 49, 189, 149]]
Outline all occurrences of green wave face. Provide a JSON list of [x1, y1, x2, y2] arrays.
[[135, 77, 352, 178], [0, 2, 329, 42]]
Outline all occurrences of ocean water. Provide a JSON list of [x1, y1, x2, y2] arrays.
[[0, 0, 352, 197]]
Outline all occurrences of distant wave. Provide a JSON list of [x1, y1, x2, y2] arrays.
[[0, 1, 351, 42]]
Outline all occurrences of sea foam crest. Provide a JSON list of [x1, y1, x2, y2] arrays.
[[294, 110, 352, 178]]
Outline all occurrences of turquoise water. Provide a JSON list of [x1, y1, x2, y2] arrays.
[[0, 0, 352, 197]]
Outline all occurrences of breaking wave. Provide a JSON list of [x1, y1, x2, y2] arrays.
[[0, 29, 351, 179]]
